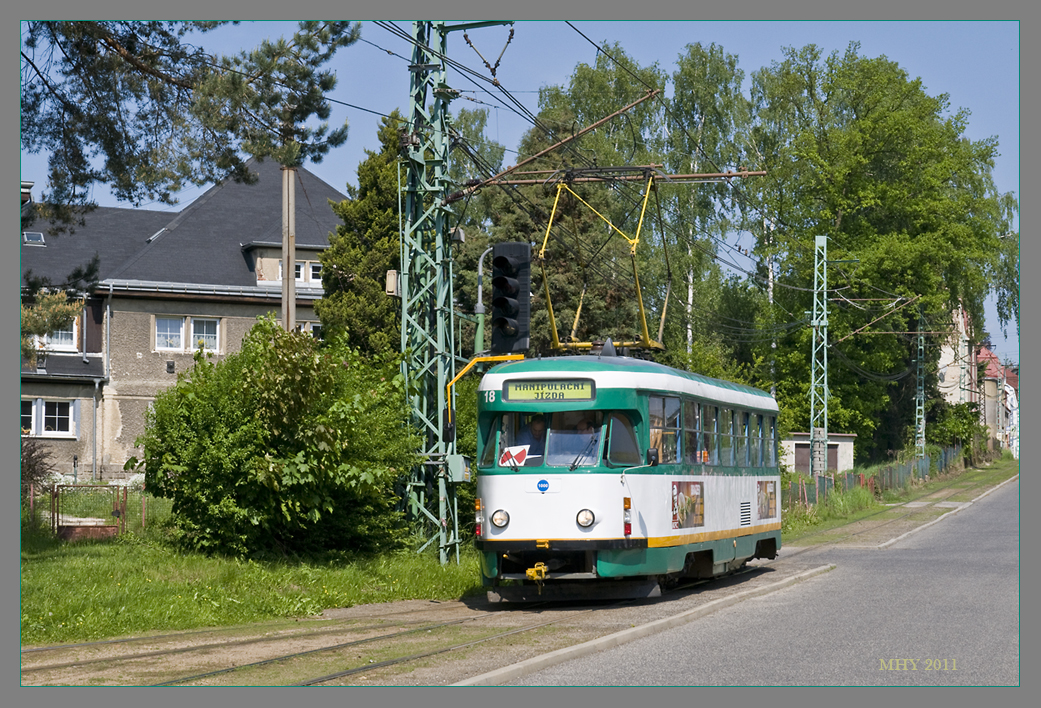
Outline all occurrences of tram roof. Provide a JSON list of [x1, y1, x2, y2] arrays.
[[480, 355, 778, 412]]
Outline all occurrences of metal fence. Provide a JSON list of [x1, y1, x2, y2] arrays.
[[23, 484, 173, 539], [782, 445, 965, 511]]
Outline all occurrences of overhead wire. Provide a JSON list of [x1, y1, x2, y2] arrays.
[[322, 23, 953, 379], [380, 23, 925, 385], [381, 22, 974, 387], [374, 22, 883, 349]]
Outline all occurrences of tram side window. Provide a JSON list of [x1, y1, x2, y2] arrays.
[[731, 411, 745, 467], [718, 408, 734, 467], [683, 399, 702, 464], [702, 405, 718, 465], [752, 414, 764, 466], [765, 415, 777, 467], [480, 415, 502, 467], [605, 412, 641, 467], [649, 395, 680, 464]]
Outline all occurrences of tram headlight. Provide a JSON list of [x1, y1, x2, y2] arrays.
[[576, 509, 595, 528], [491, 509, 510, 528]]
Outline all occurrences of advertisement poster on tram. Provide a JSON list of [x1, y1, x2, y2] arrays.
[[672, 481, 704, 529], [758, 481, 777, 519]]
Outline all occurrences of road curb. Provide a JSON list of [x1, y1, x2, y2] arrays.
[[451, 564, 835, 686], [877, 474, 1019, 549]]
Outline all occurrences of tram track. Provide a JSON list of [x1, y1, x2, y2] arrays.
[[21, 598, 489, 657], [21, 570, 747, 687], [164, 574, 747, 686], [20, 613, 480, 675]]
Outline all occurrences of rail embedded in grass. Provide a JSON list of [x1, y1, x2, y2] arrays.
[[20, 537, 486, 646]]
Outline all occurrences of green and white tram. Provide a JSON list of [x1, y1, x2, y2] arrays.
[[474, 354, 781, 602]]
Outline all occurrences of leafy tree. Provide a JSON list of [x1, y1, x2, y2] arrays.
[[21, 21, 358, 230], [745, 43, 1017, 462], [444, 107, 507, 356], [663, 42, 750, 361], [927, 400, 988, 462], [138, 317, 421, 556], [993, 193, 1020, 340], [21, 435, 55, 501]]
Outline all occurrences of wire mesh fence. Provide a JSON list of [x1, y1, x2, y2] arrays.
[[782, 445, 965, 512]]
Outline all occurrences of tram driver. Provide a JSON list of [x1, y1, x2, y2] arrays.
[[516, 414, 547, 457]]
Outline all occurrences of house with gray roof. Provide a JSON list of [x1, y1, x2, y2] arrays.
[[21, 158, 347, 480]]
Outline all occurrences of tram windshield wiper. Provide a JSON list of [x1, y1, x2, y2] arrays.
[[569, 436, 599, 471]]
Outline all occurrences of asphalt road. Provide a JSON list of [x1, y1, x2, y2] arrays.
[[509, 480, 1020, 686]]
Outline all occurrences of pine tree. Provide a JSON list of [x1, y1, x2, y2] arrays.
[[314, 113, 403, 354], [21, 21, 358, 230]]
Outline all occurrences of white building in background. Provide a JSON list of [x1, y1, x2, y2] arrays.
[[937, 309, 978, 407], [780, 432, 857, 474], [1004, 382, 1019, 458]]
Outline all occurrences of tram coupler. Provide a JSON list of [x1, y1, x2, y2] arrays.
[[526, 562, 548, 594]]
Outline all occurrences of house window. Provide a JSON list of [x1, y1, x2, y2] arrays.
[[310, 262, 322, 282], [37, 319, 79, 352], [21, 399, 77, 438], [309, 323, 323, 340], [278, 261, 305, 282], [50, 322, 76, 350], [22, 231, 45, 245], [191, 318, 219, 352], [156, 317, 184, 350], [44, 401, 71, 433], [21, 400, 34, 434]]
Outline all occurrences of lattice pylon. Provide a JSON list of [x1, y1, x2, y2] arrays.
[[809, 235, 829, 478], [915, 308, 926, 474], [400, 21, 458, 564]]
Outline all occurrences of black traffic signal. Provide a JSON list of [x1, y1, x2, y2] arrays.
[[490, 242, 531, 354]]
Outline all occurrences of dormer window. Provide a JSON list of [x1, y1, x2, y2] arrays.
[[278, 261, 305, 282], [36, 319, 78, 352]]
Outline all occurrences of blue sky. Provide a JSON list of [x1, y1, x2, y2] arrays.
[[19, 20, 1020, 362]]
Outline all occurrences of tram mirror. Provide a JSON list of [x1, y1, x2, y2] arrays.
[[646, 448, 659, 466]]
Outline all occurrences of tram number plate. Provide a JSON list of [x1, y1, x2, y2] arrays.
[[504, 380, 595, 401]]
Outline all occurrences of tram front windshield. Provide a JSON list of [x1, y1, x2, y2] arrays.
[[482, 411, 606, 469]]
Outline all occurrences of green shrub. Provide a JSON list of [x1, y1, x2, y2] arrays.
[[138, 317, 422, 556]]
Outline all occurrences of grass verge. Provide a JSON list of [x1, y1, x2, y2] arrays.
[[782, 454, 1018, 545], [21, 529, 484, 647]]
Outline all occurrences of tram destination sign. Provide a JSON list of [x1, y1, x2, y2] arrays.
[[503, 379, 596, 402]]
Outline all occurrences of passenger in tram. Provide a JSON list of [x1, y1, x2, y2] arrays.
[[567, 419, 600, 467]]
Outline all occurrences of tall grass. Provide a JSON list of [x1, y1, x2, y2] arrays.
[[782, 484, 879, 538], [819, 485, 876, 518], [21, 529, 484, 646]]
